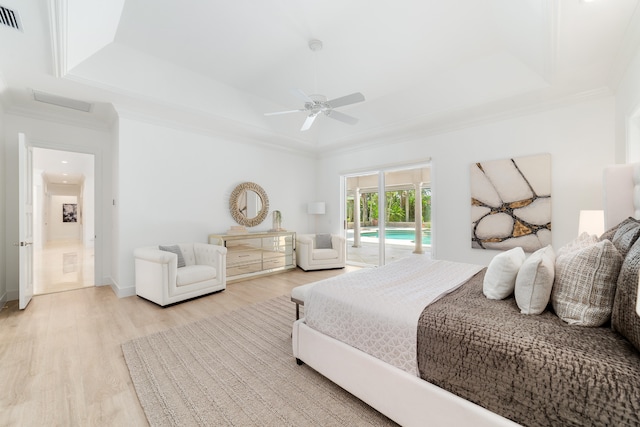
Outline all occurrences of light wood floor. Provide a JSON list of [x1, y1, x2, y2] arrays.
[[0, 266, 358, 426]]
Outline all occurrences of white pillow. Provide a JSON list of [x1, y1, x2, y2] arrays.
[[515, 245, 556, 315], [483, 247, 526, 300]]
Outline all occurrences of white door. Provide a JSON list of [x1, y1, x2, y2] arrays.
[[18, 133, 34, 309]]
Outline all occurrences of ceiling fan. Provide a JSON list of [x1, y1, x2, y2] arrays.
[[264, 39, 366, 131]]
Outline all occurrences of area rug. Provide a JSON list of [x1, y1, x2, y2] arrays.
[[122, 295, 396, 426]]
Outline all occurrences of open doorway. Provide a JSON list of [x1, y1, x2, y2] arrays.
[[343, 163, 431, 267], [32, 148, 95, 294]]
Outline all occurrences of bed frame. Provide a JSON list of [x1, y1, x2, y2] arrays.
[[292, 163, 639, 427]]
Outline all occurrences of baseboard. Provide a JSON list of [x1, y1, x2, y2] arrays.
[[108, 282, 136, 298], [0, 291, 7, 312], [7, 289, 19, 302]]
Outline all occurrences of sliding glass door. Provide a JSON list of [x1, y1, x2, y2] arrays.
[[345, 173, 380, 266], [344, 164, 431, 267]]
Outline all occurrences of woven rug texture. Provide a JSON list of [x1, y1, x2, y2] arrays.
[[122, 295, 396, 426]]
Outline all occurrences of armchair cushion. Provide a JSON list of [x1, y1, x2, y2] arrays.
[[176, 265, 218, 287], [313, 248, 340, 260], [315, 234, 333, 249], [159, 245, 186, 268]]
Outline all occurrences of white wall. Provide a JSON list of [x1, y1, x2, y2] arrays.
[[317, 96, 616, 267], [615, 38, 640, 163], [113, 115, 316, 295], [49, 194, 81, 241], [3, 114, 113, 301], [0, 108, 5, 309]]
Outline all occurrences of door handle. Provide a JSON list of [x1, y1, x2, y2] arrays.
[[14, 241, 32, 247]]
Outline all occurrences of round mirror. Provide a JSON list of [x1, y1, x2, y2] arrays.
[[229, 182, 269, 227]]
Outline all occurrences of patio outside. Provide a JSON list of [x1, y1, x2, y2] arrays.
[[346, 227, 431, 266]]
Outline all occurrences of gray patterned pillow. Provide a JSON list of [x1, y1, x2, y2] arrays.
[[612, 238, 640, 352], [611, 217, 640, 258], [159, 245, 186, 268], [556, 232, 598, 258], [315, 234, 333, 249], [552, 240, 622, 326]]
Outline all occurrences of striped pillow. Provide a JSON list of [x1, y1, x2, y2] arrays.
[[611, 217, 640, 258], [159, 245, 186, 268], [552, 240, 622, 326]]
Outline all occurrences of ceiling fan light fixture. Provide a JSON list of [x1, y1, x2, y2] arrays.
[[263, 39, 364, 132], [308, 39, 323, 52]]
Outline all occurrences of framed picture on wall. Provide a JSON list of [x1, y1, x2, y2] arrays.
[[63, 203, 78, 223]]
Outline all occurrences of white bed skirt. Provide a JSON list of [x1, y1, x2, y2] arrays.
[[292, 319, 519, 427]]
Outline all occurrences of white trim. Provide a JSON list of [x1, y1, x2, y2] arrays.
[[0, 291, 6, 313], [320, 88, 611, 158], [5, 106, 114, 132], [625, 100, 640, 163], [47, 0, 69, 78], [7, 289, 19, 301], [27, 139, 105, 293], [108, 282, 135, 298], [609, 2, 640, 91], [115, 106, 316, 159]]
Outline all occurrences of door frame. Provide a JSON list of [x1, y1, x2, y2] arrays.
[[27, 140, 103, 288], [341, 160, 433, 267], [18, 133, 34, 309]]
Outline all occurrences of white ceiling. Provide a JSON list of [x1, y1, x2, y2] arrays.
[[33, 147, 93, 186], [0, 0, 639, 154]]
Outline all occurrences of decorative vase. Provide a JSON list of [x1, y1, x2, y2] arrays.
[[272, 210, 283, 231]]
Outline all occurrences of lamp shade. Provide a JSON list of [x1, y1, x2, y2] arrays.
[[307, 202, 326, 215], [578, 210, 604, 236]]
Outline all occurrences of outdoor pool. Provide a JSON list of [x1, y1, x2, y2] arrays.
[[361, 229, 431, 245]]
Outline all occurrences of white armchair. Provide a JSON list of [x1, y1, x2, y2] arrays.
[[134, 242, 227, 306], [296, 234, 345, 271]]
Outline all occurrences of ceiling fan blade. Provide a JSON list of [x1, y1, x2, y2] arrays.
[[264, 109, 305, 116], [300, 114, 318, 131], [326, 92, 365, 109], [326, 110, 358, 125], [291, 88, 314, 103]]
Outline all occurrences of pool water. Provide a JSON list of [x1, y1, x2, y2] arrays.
[[362, 229, 431, 245]]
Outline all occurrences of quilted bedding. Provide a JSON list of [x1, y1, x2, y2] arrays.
[[417, 269, 640, 427], [305, 255, 483, 375]]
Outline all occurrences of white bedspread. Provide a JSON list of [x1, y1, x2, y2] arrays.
[[305, 255, 483, 376]]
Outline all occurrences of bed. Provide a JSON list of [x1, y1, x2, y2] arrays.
[[291, 164, 640, 427]]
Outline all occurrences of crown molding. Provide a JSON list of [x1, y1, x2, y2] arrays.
[[115, 105, 317, 159], [47, 0, 68, 78], [319, 87, 612, 158], [609, 2, 640, 91], [4, 105, 113, 132]]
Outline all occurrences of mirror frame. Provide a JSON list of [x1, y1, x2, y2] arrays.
[[229, 182, 270, 227]]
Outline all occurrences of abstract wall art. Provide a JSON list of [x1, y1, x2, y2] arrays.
[[471, 153, 551, 252], [63, 203, 78, 223]]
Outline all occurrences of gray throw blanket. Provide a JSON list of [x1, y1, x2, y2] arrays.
[[417, 270, 640, 427]]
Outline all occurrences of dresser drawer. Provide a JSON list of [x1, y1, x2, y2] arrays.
[[227, 262, 263, 276], [226, 238, 261, 250], [263, 257, 286, 270], [227, 250, 262, 266]]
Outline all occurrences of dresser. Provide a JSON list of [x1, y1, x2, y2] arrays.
[[208, 231, 296, 282]]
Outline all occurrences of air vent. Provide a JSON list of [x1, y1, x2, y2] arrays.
[[0, 5, 22, 32], [33, 91, 93, 113]]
